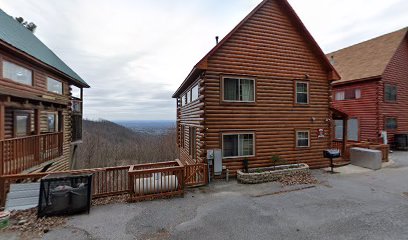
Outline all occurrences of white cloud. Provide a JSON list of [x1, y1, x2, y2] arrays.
[[0, 0, 407, 120]]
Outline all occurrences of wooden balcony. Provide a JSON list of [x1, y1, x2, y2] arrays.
[[0, 132, 63, 175]]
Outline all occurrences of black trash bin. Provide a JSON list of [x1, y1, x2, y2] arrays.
[[38, 174, 93, 218]]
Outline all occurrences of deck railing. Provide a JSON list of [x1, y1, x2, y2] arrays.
[[0, 165, 131, 206], [128, 161, 185, 202], [184, 163, 207, 187], [0, 132, 63, 175]]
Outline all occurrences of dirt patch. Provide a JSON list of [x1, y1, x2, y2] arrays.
[[0, 208, 66, 239], [278, 171, 319, 186], [92, 194, 129, 206]]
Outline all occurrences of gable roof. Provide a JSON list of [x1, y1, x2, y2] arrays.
[[0, 9, 89, 88], [328, 27, 408, 85], [172, 0, 339, 98]]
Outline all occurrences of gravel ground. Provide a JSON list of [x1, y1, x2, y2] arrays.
[[1, 151, 408, 240]]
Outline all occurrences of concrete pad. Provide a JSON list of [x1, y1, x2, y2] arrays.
[[350, 147, 382, 170], [324, 159, 395, 174]]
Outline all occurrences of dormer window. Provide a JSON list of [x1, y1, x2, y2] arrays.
[[2, 60, 32, 85]]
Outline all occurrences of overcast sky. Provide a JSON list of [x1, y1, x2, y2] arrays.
[[1, 0, 407, 121]]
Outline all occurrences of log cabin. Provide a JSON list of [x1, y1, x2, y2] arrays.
[[330, 28, 408, 146], [0, 9, 90, 176], [172, 0, 341, 176]]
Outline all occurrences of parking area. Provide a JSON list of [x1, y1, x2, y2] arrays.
[[3, 152, 408, 240]]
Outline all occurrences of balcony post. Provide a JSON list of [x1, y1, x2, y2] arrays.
[[0, 103, 4, 176], [0, 103, 4, 140], [34, 109, 41, 162]]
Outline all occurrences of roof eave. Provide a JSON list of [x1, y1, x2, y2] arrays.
[[332, 75, 382, 86], [0, 39, 90, 88], [172, 66, 204, 98]]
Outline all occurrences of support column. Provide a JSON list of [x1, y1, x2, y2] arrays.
[[0, 103, 4, 140], [343, 118, 348, 160], [34, 108, 40, 135]]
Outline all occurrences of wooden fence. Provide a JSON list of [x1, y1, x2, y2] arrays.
[[128, 161, 185, 202], [0, 165, 131, 207], [0, 132, 63, 175], [1, 161, 209, 207], [184, 163, 207, 187]]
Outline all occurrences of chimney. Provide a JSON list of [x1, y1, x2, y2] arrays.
[[215, 36, 219, 45], [330, 55, 335, 65]]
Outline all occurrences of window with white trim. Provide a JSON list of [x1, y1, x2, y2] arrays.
[[296, 130, 310, 148], [3, 60, 32, 85], [223, 77, 255, 102], [335, 89, 361, 101], [222, 133, 254, 158], [191, 84, 199, 101], [295, 81, 309, 104]]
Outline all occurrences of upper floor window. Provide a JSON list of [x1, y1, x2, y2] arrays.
[[385, 117, 397, 130], [223, 77, 255, 102], [47, 77, 63, 94], [182, 94, 186, 106], [336, 88, 361, 101], [222, 133, 254, 158], [385, 84, 397, 102], [3, 60, 32, 85], [191, 84, 199, 102], [295, 81, 309, 104]]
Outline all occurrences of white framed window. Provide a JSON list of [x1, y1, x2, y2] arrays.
[[295, 81, 309, 104], [223, 77, 255, 102], [47, 77, 63, 94], [14, 111, 31, 137], [296, 130, 310, 148], [222, 133, 254, 158], [191, 84, 199, 101], [186, 90, 191, 103], [181, 94, 186, 106], [3, 60, 33, 85], [335, 91, 345, 101], [335, 89, 361, 101]]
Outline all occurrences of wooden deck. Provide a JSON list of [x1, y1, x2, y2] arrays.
[[0, 132, 63, 175]]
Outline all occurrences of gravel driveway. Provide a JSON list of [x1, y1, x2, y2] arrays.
[[3, 151, 408, 240]]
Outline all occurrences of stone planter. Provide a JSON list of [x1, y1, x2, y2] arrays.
[[237, 163, 310, 184]]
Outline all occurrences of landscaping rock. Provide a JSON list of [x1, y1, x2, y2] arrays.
[[237, 164, 310, 184]]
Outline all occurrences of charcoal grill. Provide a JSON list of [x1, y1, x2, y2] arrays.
[[323, 149, 341, 173]]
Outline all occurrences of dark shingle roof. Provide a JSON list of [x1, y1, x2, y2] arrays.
[[0, 9, 89, 87], [327, 28, 408, 85]]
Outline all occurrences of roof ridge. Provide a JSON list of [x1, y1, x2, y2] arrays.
[[327, 27, 408, 56]]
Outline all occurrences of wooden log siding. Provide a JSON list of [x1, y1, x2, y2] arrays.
[[173, 0, 339, 176], [178, 78, 206, 164], [332, 80, 381, 143], [0, 42, 83, 173], [380, 35, 408, 143], [201, 0, 332, 173]]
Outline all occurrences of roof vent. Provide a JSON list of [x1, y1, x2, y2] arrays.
[[215, 36, 219, 45]]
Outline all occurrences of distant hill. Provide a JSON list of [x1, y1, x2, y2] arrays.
[[115, 120, 175, 135], [74, 119, 177, 169]]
